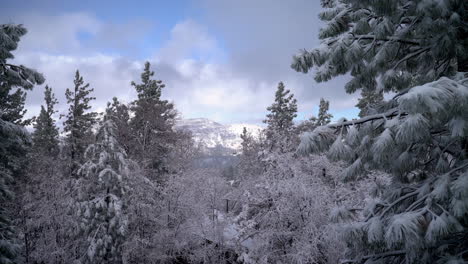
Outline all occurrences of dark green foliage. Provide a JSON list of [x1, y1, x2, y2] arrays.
[[63, 70, 98, 177], [0, 24, 45, 126], [356, 89, 384, 118], [129, 61, 177, 176], [0, 119, 28, 264], [32, 85, 59, 156], [0, 23, 44, 264], [311, 98, 333, 126], [106, 97, 131, 153], [264, 82, 298, 136], [263, 82, 298, 152]]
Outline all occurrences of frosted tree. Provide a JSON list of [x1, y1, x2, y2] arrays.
[[292, 0, 468, 103], [311, 97, 333, 126], [20, 85, 64, 263], [263, 81, 298, 152], [129, 61, 177, 177], [293, 1, 468, 262], [237, 127, 263, 180], [0, 23, 44, 264], [64, 70, 98, 177], [296, 98, 333, 134], [299, 76, 468, 263], [32, 85, 59, 156], [232, 150, 371, 264], [240, 127, 256, 157], [76, 105, 129, 264], [264, 82, 298, 134], [106, 97, 131, 154], [0, 25, 44, 126]]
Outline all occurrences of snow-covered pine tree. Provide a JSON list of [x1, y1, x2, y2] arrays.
[[237, 127, 263, 179], [64, 70, 98, 178], [129, 61, 177, 177], [240, 127, 256, 157], [264, 82, 298, 133], [296, 98, 333, 134], [311, 97, 333, 126], [263, 81, 298, 152], [76, 104, 129, 264], [106, 97, 131, 154], [32, 85, 59, 156], [300, 76, 468, 263], [0, 23, 45, 264], [292, 0, 468, 95], [293, 1, 468, 263]]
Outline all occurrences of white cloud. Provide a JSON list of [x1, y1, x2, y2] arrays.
[[14, 52, 141, 119], [11, 8, 359, 125], [156, 19, 223, 64], [15, 12, 101, 54]]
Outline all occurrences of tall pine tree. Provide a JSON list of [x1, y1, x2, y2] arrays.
[[129, 61, 177, 177], [64, 70, 98, 177], [77, 105, 129, 264], [311, 97, 333, 126], [32, 85, 59, 156], [0, 23, 45, 264], [263, 82, 298, 152], [264, 82, 298, 136], [106, 97, 131, 154]]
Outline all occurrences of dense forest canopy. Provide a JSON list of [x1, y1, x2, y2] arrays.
[[1, 1, 467, 263]]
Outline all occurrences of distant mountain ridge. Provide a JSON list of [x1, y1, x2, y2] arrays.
[[175, 118, 262, 151]]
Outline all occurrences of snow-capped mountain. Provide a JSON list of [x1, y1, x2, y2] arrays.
[[175, 118, 262, 151]]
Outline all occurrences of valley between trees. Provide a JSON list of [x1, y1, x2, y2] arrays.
[[1, 1, 468, 263]]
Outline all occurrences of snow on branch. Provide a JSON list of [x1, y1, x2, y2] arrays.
[[340, 250, 406, 264], [328, 108, 401, 128]]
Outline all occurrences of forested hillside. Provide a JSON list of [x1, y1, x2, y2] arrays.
[[1, 0, 467, 263]]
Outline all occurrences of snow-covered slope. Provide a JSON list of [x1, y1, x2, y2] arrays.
[[175, 118, 262, 151]]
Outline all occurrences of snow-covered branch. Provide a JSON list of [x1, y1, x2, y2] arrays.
[[340, 250, 406, 264]]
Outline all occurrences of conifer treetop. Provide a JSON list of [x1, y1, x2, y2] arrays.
[[32, 85, 59, 155], [264, 81, 298, 133], [131, 61, 165, 100]]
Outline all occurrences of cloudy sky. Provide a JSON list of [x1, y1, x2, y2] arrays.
[[2, 0, 359, 125]]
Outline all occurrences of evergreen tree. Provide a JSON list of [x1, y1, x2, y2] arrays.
[[77, 106, 129, 264], [237, 127, 262, 179], [311, 98, 333, 126], [292, 0, 468, 100], [32, 85, 59, 156], [294, 1, 468, 262], [64, 70, 98, 177], [0, 23, 44, 264], [0, 25, 45, 126], [106, 97, 131, 153], [0, 87, 29, 126], [264, 82, 298, 133], [129, 61, 177, 177], [355, 89, 384, 118], [263, 82, 298, 152], [240, 127, 255, 156]]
